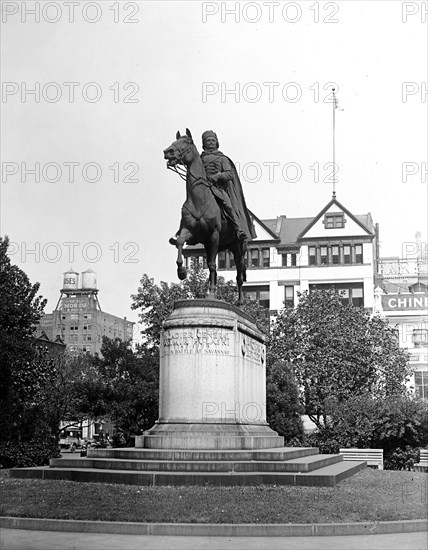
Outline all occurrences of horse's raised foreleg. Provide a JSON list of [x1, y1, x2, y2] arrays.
[[205, 231, 219, 300], [175, 227, 192, 280]]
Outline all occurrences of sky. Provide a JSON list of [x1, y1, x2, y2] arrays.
[[1, 0, 427, 336]]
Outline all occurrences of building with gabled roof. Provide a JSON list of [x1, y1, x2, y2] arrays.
[[184, 196, 379, 312]]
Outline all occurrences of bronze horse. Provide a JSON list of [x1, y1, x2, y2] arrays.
[[163, 129, 247, 305]]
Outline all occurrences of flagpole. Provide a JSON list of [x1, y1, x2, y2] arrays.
[[332, 87, 336, 199]]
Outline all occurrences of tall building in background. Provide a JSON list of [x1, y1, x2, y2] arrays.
[[374, 232, 428, 399], [35, 268, 134, 355]]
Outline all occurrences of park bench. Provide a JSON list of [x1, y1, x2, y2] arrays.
[[414, 449, 428, 473], [339, 448, 384, 470]]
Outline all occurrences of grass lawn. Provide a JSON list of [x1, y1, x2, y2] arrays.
[[0, 469, 426, 524]]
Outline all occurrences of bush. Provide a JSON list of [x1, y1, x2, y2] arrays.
[[305, 432, 340, 454], [266, 360, 305, 443], [384, 446, 420, 471], [302, 395, 428, 470], [0, 440, 61, 469]]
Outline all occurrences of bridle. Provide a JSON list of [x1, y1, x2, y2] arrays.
[[166, 140, 212, 190], [166, 138, 215, 220]]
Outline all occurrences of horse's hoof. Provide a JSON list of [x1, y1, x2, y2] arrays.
[[177, 266, 187, 280], [169, 237, 177, 246]]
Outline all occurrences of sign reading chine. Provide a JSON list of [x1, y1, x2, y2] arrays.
[[381, 294, 428, 311]]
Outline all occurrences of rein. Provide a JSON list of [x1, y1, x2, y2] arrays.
[[167, 143, 215, 221]]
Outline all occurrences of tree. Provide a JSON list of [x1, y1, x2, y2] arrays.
[[131, 258, 269, 347], [0, 236, 65, 466], [310, 393, 428, 469], [269, 289, 411, 430], [91, 338, 159, 444], [0, 236, 52, 444], [266, 360, 304, 443], [36, 352, 104, 444]]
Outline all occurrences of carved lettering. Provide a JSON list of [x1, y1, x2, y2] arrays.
[[241, 335, 265, 364], [163, 328, 231, 355]]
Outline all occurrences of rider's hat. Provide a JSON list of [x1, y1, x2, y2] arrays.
[[202, 130, 219, 148]]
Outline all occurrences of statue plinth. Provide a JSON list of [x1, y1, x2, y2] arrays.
[[141, 299, 284, 449]]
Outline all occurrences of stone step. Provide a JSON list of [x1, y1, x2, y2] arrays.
[[142, 434, 285, 450], [49, 453, 341, 473], [10, 460, 366, 487], [87, 446, 319, 462]]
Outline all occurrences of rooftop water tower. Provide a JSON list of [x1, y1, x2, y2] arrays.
[[62, 269, 79, 291], [81, 268, 97, 290], [55, 267, 101, 311]]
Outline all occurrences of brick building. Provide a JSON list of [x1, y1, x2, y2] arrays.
[[35, 268, 134, 355]]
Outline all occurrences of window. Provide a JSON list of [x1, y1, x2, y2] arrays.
[[320, 246, 328, 265], [247, 248, 270, 269], [243, 286, 270, 309], [61, 315, 66, 320], [284, 286, 294, 307], [70, 325, 79, 331], [229, 252, 236, 268], [82, 345, 91, 353], [310, 283, 364, 307], [344, 245, 352, 264], [282, 253, 297, 267], [186, 255, 207, 269], [83, 334, 92, 342], [70, 313, 78, 320], [324, 213, 345, 228], [413, 329, 428, 348], [352, 287, 364, 307], [331, 245, 340, 265], [339, 288, 350, 304], [250, 249, 259, 268], [414, 371, 428, 400], [84, 314, 92, 320], [258, 289, 270, 308], [218, 251, 226, 269], [355, 244, 363, 264], [69, 335, 78, 342], [262, 249, 270, 268], [309, 247, 317, 266]]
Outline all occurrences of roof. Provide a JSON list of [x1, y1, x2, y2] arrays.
[[297, 197, 375, 240], [183, 198, 376, 250]]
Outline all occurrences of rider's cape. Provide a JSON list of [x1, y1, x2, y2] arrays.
[[202, 150, 257, 241]]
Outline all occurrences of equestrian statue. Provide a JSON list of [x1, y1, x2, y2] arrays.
[[163, 129, 256, 305]]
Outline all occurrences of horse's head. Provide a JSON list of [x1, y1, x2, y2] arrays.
[[163, 128, 196, 168]]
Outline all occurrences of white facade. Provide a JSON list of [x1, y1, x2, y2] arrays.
[[185, 197, 378, 312], [374, 242, 428, 400]]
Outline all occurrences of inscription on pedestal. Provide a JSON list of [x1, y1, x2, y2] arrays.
[[241, 335, 266, 364], [163, 328, 232, 355]]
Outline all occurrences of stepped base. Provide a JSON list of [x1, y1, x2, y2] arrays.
[[10, 446, 367, 487], [141, 422, 284, 450]]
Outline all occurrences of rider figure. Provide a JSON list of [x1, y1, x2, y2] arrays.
[[200, 130, 256, 243]]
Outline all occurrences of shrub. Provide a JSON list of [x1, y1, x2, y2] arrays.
[[303, 395, 428, 470], [0, 440, 61, 469], [384, 446, 420, 471]]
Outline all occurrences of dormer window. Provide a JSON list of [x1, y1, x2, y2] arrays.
[[324, 212, 345, 229]]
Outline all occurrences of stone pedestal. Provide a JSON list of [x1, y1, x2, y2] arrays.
[[141, 299, 284, 450]]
